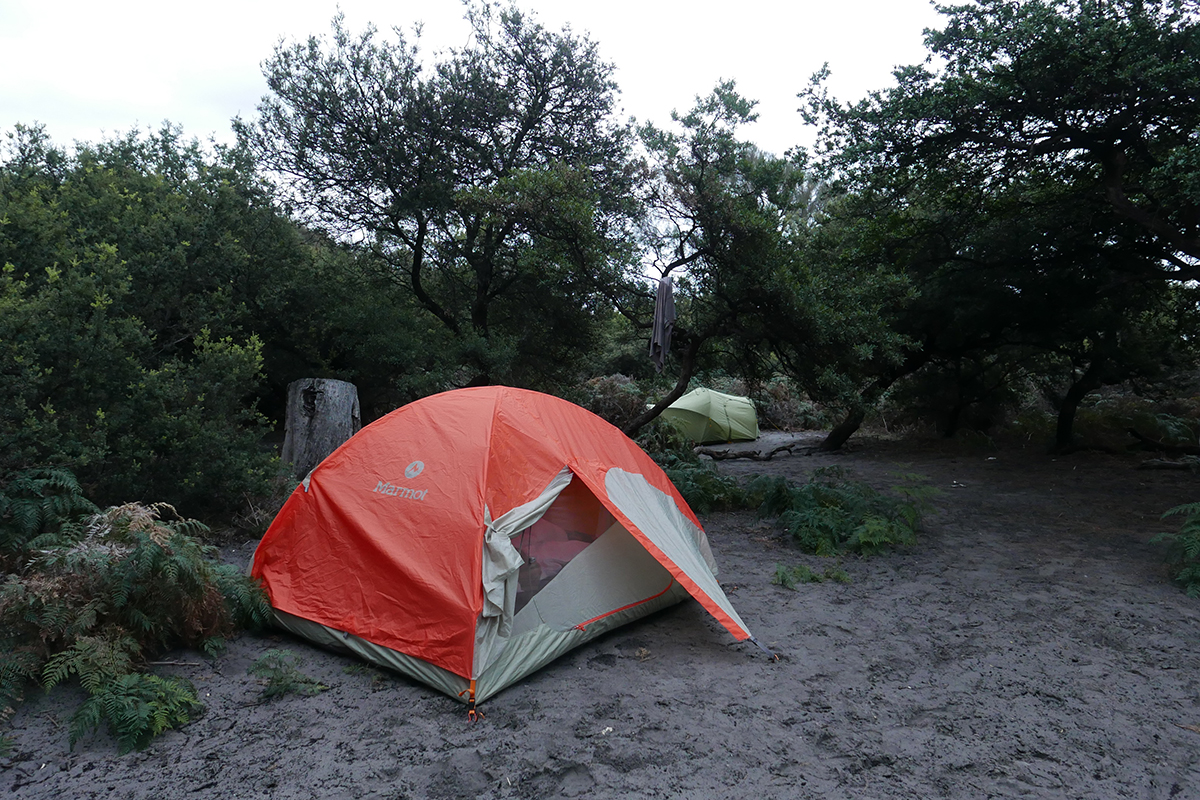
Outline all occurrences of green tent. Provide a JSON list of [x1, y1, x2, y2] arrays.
[[660, 388, 759, 444]]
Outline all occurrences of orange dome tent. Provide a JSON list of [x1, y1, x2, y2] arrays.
[[251, 387, 761, 708]]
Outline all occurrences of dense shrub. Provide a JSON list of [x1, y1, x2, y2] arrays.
[[655, 453, 751, 515], [572, 375, 652, 430], [1010, 393, 1200, 451], [635, 420, 751, 514], [753, 377, 831, 431], [0, 468, 97, 568], [635, 416, 695, 461], [0, 127, 285, 513], [0, 258, 277, 510]]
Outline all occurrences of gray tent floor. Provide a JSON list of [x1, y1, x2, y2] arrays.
[[6, 435, 1199, 799]]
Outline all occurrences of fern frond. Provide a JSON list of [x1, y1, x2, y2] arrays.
[[0, 648, 43, 707], [1159, 500, 1200, 596], [41, 650, 76, 691], [70, 673, 201, 752], [1162, 502, 1200, 520], [3, 493, 257, 750]]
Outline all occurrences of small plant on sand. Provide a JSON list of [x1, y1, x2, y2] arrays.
[[771, 563, 852, 588], [343, 661, 394, 689], [1155, 502, 1200, 596], [1, 490, 271, 751], [750, 468, 935, 556], [249, 649, 328, 700]]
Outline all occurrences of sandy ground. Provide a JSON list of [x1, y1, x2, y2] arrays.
[[4, 433, 1200, 799]]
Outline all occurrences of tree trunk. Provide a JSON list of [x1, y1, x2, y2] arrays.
[[282, 379, 361, 480], [942, 402, 965, 439], [622, 335, 703, 439], [819, 406, 866, 452], [1054, 362, 1104, 452], [814, 356, 926, 453]]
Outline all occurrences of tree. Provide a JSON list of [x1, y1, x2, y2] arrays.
[[801, 0, 1200, 447], [804, 157, 1199, 448], [807, 0, 1200, 280], [242, 4, 641, 387], [622, 84, 909, 440], [621, 85, 800, 434]]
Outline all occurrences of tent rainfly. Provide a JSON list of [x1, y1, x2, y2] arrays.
[[250, 386, 764, 713], [660, 388, 759, 444]]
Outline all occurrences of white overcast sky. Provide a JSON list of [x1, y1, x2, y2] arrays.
[[0, 0, 944, 157]]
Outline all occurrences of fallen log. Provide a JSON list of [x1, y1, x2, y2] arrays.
[[695, 443, 804, 461], [1127, 428, 1200, 456], [1136, 457, 1200, 471]]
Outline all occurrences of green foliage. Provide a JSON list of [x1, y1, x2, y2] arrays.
[[656, 454, 750, 516], [750, 468, 934, 556], [1152, 413, 1200, 446], [0, 125, 287, 513], [1155, 502, 1200, 597], [827, 566, 852, 584], [808, 0, 1200, 270], [248, 649, 328, 700], [71, 672, 201, 753], [636, 417, 697, 462], [572, 375, 652, 431], [1010, 394, 1200, 451], [38, 629, 201, 751], [799, 0, 1200, 448], [0, 500, 270, 750], [637, 418, 751, 516], [754, 377, 831, 431], [890, 472, 940, 532], [628, 81, 908, 440], [773, 563, 819, 587], [771, 562, 851, 588], [0, 468, 96, 561]]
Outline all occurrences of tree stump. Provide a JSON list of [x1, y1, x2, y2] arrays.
[[282, 379, 361, 480]]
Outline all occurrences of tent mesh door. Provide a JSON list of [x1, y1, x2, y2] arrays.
[[513, 479, 615, 613]]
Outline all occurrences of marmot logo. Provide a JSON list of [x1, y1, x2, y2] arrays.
[[404, 460, 425, 479], [373, 481, 427, 500]]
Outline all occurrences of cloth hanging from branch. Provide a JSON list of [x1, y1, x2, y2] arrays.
[[649, 277, 675, 373]]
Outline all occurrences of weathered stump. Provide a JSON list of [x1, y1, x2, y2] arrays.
[[281, 378, 361, 480]]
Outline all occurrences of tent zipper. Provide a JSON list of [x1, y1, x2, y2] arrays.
[[573, 578, 675, 632]]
